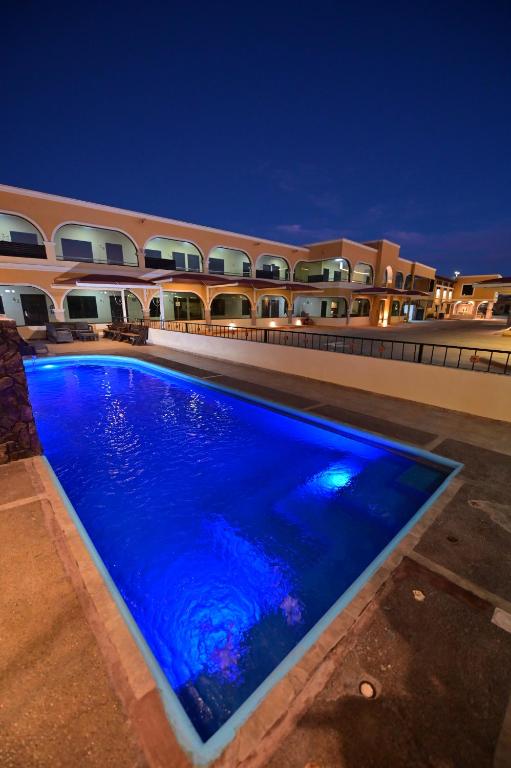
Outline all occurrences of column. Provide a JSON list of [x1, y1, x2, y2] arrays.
[[44, 241, 57, 264], [159, 286, 166, 322], [204, 308, 212, 324], [121, 289, 128, 322], [52, 308, 66, 322], [485, 301, 494, 319]]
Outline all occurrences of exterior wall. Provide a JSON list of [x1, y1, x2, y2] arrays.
[[148, 328, 511, 422]]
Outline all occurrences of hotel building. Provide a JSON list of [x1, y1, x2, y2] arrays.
[[0, 184, 507, 333]]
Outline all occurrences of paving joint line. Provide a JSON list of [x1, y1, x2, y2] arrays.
[[409, 550, 511, 615]]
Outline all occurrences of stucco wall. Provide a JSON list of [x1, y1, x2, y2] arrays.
[[148, 328, 511, 422]]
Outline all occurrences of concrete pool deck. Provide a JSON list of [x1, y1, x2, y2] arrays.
[[2, 339, 511, 767]]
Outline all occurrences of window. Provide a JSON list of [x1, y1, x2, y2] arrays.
[[391, 300, 400, 316], [209, 257, 225, 274], [187, 253, 200, 271], [67, 295, 98, 319], [395, 272, 404, 289], [404, 274, 413, 290], [10, 230, 39, 245], [350, 298, 370, 317], [0, 295, 4, 313], [461, 284, 474, 296], [106, 242, 124, 265], [172, 251, 186, 269], [61, 238, 93, 262]]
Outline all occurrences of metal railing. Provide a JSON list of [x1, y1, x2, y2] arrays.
[[142, 319, 511, 375]]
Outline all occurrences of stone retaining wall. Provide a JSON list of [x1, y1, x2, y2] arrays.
[[0, 319, 41, 463]]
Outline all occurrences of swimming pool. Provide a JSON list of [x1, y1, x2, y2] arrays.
[[27, 356, 459, 761]]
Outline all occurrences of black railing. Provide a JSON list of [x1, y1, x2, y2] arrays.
[[142, 320, 511, 375], [0, 241, 47, 259]]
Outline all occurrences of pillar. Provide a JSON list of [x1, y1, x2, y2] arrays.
[[121, 289, 128, 322], [250, 307, 257, 327], [204, 308, 211, 324], [485, 301, 494, 319], [43, 241, 57, 263], [52, 308, 66, 322], [159, 286, 166, 322]]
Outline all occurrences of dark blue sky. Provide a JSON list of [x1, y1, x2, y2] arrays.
[[2, 1, 510, 275]]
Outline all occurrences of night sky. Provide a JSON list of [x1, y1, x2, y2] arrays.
[[2, 1, 510, 275]]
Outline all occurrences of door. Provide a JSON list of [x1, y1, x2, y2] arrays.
[[321, 300, 327, 317], [109, 295, 123, 322], [209, 257, 224, 274], [20, 294, 49, 325], [322, 268, 329, 282]]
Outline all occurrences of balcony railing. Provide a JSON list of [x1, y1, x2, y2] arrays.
[[56, 253, 138, 267], [142, 319, 511, 375], [0, 241, 47, 259]]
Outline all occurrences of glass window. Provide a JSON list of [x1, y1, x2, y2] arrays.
[[67, 295, 98, 319], [188, 253, 200, 272], [391, 300, 400, 316], [61, 238, 94, 262], [461, 284, 474, 296], [395, 272, 404, 289], [404, 274, 413, 290], [172, 251, 186, 269], [10, 230, 39, 245]]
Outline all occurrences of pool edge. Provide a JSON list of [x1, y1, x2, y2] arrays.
[[27, 355, 463, 767]]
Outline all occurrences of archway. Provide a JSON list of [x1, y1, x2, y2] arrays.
[[54, 223, 138, 266], [210, 293, 251, 319], [294, 258, 350, 283], [255, 255, 290, 280], [257, 295, 288, 318], [149, 291, 205, 321], [144, 237, 203, 271], [63, 288, 143, 323], [208, 247, 252, 277], [0, 212, 47, 258], [0, 284, 55, 326], [352, 263, 373, 285]]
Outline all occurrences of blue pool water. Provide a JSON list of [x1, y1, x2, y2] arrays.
[[27, 357, 455, 747]]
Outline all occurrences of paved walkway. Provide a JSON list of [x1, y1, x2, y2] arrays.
[[2, 340, 510, 767]]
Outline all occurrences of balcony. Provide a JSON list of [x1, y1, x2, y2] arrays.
[[0, 241, 47, 259]]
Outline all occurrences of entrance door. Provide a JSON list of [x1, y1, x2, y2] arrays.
[[322, 268, 329, 282], [20, 293, 49, 325], [321, 300, 327, 317], [173, 296, 185, 320], [109, 295, 123, 322]]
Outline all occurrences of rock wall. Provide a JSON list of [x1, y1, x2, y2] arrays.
[[0, 319, 42, 463]]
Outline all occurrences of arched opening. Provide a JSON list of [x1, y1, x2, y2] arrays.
[[54, 223, 138, 267], [149, 291, 205, 321], [211, 293, 251, 319], [0, 285, 54, 326], [0, 212, 47, 259], [63, 289, 143, 323], [476, 301, 489, 318], [352, 262, 373, 285], [404, 274, 413, 290], [382, 265, 393, 286], [350, 298, 371, 317], [395, 271, 404, 289], [208, 247, 251, 277], [294, 258, 350, 283], [144, 237, 203, 272], [390, 299, 401, 317], [294, 296, 348, 319], [257, 295, 288, 318], [255, 255, 290, 281]]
